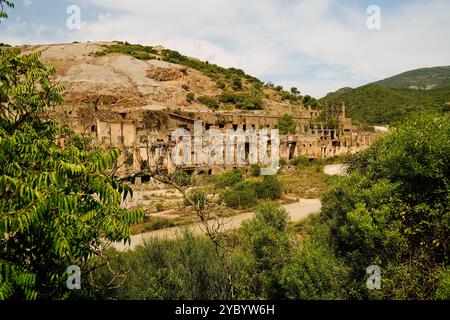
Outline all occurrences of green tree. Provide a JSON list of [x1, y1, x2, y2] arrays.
[[276, 114, 297, 134], [0, 0, 13, 20], [322, 115, 450, 299], [197, 95, 219, 109], [290, 87, 300, 96], [186, 92, 195, 104], [241, 201, 292, 298], [0, 48, 143, 299]]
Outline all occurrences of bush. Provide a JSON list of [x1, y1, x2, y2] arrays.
[[184, 189, 207, 210], [250, 164, 261, 177], [197, 96, 219, 109], [90, 233, 230, 299], [186, 92, 195, 104], [218, 91, 236, 103], [95, 43, 157, 60], [220, 181, 257, 209], [232, 77, 242, 90], [155, 202, 164, 212], [280, 218, 350, 299], [218, 92, 263, 110], [276, 114, 297, 134], [292, 155, 310, 167], [181, 84, 189, 91], [254, 176, 282, 200], [215, 169, 243, 188], [322, 115, 450, 299], [220, 175, 282, 209], [241, 201, 292, 298], [169, 170, 191, 187]]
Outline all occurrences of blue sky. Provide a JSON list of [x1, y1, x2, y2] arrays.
[[1, 0, 449, 97]]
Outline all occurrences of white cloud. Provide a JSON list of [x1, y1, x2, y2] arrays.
[[23, 0, 32, 8]]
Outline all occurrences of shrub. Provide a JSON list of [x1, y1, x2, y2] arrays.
[[280, 218, 350, 299], [216, 82, 226, 89], [234, 93, 263, 110], [90, 233, 230, 299], [218, 91, 236, 103], [197, 95, 219, 109], [322, 115, 450, 299], [254, 176, 282, 200], [184, 189, 207, 211], [181, 84, 189, 91], [241, 201, 292, 298], [215, 169, 243, 188], [276, 114, 297, 134], [220, 181, 257, 209], [155, 202, 164, 212], [232, 77, 243, 90], [169, 170, 191, 187], [186, 92, 195, 104], [250, 164, 261, 177], [292, 155, 310, 167], [220, 175, 282, 209]]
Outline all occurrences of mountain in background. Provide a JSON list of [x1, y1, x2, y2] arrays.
[[374, 66, 450, 90], [321, 67, 450, 125]]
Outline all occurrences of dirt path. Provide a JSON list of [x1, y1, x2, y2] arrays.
[[113, 198, 321, 251]]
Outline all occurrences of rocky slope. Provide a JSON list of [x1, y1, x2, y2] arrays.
[[20, 41, 305, 117]]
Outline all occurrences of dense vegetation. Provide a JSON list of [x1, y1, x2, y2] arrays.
[[2, 2, 449, 301], [94, 42, 157, 60], [374, 66, 450, 90], [87, 114, 449, 300], [276, 114, 297, 134], [321, 83, 450, 124], [0, 47, 143, 299]]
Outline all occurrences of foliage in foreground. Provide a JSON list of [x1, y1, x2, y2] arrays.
[[90, 115, 449, 300], [0, 48, 143, 299], [322, 114, 450, 299]]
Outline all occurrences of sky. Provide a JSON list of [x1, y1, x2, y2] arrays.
[[1, 0, 449, 98]]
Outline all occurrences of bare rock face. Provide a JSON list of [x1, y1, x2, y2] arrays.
[[20, 41, 297, 117], [146, 65, 184, 81]]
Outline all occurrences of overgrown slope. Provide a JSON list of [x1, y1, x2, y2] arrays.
[[374, 66, 450, 90], [321, 84, 450, 125]]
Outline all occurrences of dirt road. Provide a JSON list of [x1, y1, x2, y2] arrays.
[[113, 198, 321, 251]]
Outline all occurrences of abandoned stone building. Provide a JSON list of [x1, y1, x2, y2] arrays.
[[58, 102, 377, 180]]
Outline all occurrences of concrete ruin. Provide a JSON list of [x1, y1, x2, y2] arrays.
[[56, 101, 377, 180]]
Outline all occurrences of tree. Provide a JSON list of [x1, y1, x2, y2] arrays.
[[290, 87, 300, 96], [322, 115, 450, 299], [0, 0, 13, 20], [0, 47, 143, 299], [276, 114, 297, 134], [241, 201, 292, 298]]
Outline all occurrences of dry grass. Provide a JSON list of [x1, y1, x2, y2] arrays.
[[279, 165, 332, 199]]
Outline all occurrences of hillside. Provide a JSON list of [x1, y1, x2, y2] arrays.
[[321, 66, 450, 125], [19, 41, 305, 117], [321, 84, 450, 125], [374, 66, 450, 90]]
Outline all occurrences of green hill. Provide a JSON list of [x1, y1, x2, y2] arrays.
[[320, 66, 450, 125], [374, 66, 450, 90], [321, 83, 450, 125]]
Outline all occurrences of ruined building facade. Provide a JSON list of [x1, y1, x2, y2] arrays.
[[56, 102, 377, 180]]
